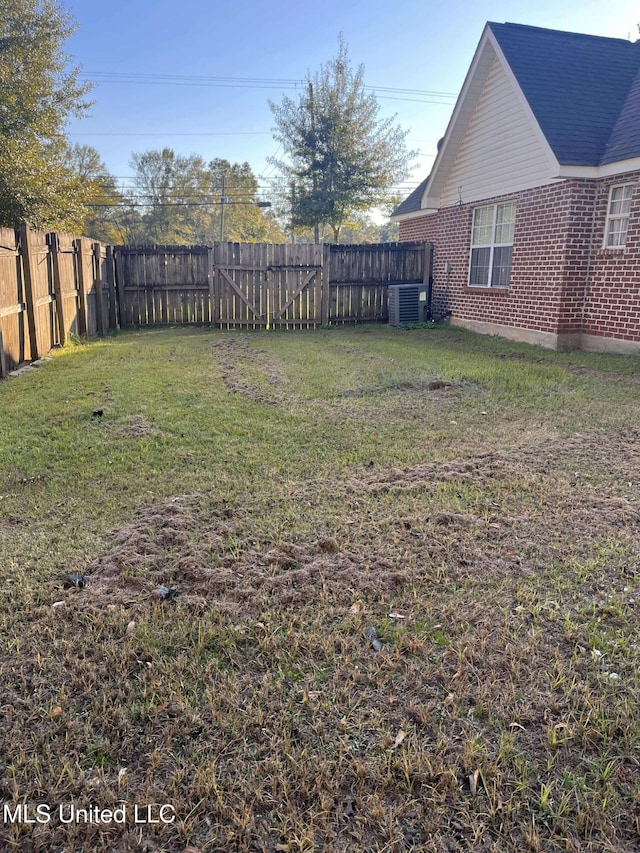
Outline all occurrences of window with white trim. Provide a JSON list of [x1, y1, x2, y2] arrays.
[[469, 201, 516, 287], [604, 184, 633, 248]]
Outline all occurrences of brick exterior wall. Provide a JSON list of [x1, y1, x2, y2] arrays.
[[399, 172, 640, 348], [582, 172, 640, 342]]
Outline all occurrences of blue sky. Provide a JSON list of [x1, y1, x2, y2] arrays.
[[63, 0, 640, 205]]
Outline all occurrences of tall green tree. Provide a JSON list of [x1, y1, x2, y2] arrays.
[[67, 144, 123, 242], [127, 149, 284, 245], [129, 148, 196, 244], [0, 0, 92, 229], [269, 37, 414, 241]]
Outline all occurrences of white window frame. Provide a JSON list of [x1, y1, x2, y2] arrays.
[[468, 201, 516, 288], [604, 183, 634, 249]]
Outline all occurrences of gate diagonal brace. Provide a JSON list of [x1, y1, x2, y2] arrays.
[[218, 267, 264, 319], [274, 270, 317, 320]]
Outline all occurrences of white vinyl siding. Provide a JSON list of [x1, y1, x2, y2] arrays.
[[604, 184, 634, 248], [440, 57, 554, 208], [469, 201, 516, 287]]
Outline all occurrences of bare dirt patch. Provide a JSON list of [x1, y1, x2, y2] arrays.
[[107, 414, 157, 438], [74, 495, 406, 617], [69, 428, 640, 623], [211, 336, 286, 405]]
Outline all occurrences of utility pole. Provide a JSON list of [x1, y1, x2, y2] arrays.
[[308, 82, 320, 244], [219, 174, 226, 242]]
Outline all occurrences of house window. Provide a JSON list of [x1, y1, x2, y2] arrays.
[[604, 184, 634, 248], [469, 201, 516, 287]]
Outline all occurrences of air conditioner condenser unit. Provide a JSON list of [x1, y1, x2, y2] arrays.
[[388, 283, 429, 325]]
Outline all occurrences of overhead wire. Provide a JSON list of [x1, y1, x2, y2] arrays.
[[78, 70, 458, 104], [73, 70, 435, 212]]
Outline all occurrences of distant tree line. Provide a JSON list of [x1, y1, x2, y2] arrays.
[[75, 146, 286, 245]]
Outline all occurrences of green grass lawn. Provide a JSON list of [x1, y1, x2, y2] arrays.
[[1, 324, 639, 852]]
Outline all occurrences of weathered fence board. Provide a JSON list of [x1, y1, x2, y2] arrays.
[[49, 232, 86, 345], [0, 228, 115, 374], [211, 242, 324, 330], [271, 243, 323, 329], [0, 227, 29, 372], [21, 227, 56, 361], [215, 242, 266, 329], [118, 245, 212, 327]]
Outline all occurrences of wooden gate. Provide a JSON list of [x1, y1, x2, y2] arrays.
[[213, 242, 323, 329]]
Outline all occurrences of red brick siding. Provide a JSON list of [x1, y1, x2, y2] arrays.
[[582, 172, 640, 342], [400, 182, 580, 333], [557, 181, 596, 334], [399, 173, 640, 344]]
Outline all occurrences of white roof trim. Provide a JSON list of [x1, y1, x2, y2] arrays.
[[392, 207, 438, 223], [556, 158, 640, 179], [419, 24, 560, 211]]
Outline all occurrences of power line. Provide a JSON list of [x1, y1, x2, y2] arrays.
[[84, 178, 423, 191], [79, 70, 458, 103], [89, 200, 276, 208], [67, 131, 272, 137]]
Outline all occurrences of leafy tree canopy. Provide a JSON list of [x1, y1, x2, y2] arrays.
[[269, 37, 414, 241], [0, 0, 92, 229], [124, 149, 284, 245], [67, 144, 123, 242]]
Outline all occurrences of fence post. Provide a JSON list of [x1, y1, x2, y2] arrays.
[[321, 243, 331, 326], [73, 238, 88, 336], [18, 226, 39, 361], [48, 232, 67, 346], [207, 246, 215, 326], [105, 246, 117, 329], [212, 243, 221, 327], [114, 247, 127, 328], [92, 243, 106, 336]]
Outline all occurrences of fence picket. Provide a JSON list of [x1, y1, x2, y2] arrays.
[[18, 227, 40, 361]]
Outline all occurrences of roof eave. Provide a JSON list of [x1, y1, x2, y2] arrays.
[[556, 156, 640, 178], [390, 207, 439, 223]]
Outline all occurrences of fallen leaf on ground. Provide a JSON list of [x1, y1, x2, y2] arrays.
[[469, 769, 480, 796], [443, 693, 456, 710]]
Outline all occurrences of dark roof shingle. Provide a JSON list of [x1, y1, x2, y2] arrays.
[[392, 178, 429, 217], [603, 63, 640, 164], [490, 22, 640, 166]]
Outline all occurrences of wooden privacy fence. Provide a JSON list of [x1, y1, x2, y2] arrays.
[[0, 233, 431, 376], [328, 243, 427, 324], [117, 240, 431, 330], [0, 227, 116, 375]]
